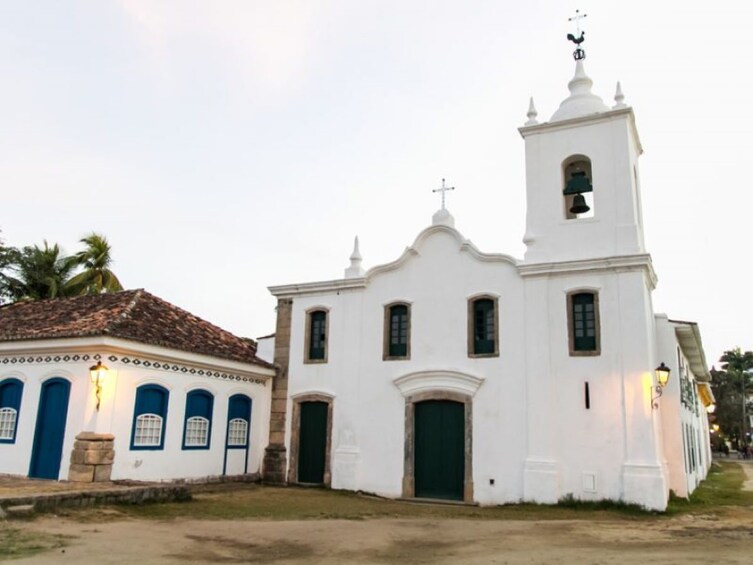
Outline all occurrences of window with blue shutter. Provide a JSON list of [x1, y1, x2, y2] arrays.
[[182, 389, 214, 450], [0, 378, 23, 443], [226, 394, 252, 448], [130, 384, 169, 450]]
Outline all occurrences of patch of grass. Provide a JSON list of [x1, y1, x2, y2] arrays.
[[0, 524, 69, 560], [666, 461, 753, 515], [556, 493, 653, 516], [56, 461, 751, 524]]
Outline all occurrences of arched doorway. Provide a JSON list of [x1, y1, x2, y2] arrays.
[[29, 378, 71, 479]]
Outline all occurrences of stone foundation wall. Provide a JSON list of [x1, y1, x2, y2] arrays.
[[68, 432, 115, 482]]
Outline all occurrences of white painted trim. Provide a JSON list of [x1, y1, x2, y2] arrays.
[[519, 254, 657, 288], [393, 370, 485, 398], [0, 371, 27, 383], [518, 106, 643, 155], [0, 337, 275, 380]]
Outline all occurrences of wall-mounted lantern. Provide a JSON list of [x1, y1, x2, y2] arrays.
[[89, 361, 108, 411], [652, 362, 671, 409]]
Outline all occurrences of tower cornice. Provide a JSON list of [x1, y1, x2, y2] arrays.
[[518, 106, 643, 155]]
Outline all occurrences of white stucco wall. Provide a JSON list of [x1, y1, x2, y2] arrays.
[[274, 222, 667, 509], [0, 338, 273, 482], [656, 315, 712, 498]]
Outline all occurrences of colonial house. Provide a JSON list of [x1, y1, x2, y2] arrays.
[[259, 52, 714, 510], [0, 289, 274, 483]]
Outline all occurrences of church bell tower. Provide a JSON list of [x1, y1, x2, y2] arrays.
[[518, 32, 646, 265]]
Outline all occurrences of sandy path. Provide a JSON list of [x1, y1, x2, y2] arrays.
[[13, 512, 753, 564]]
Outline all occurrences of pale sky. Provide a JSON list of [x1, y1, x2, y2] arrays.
[[2, 1, 751, 368]]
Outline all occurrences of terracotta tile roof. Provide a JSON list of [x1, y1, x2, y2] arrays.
[[0, 289, 273, 368]]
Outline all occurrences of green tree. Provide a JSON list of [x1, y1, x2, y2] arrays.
[[64, 233, 123, 295], [712, 348, 753, 449], [1, 241, 76, 301]]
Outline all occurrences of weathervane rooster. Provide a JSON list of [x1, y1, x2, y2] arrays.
[[567, 31, 585, 46], [567, 9, 587, 60]]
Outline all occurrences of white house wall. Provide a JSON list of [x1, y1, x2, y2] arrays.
[[655, 315, 712, 498], [0, 343, 272, 482]]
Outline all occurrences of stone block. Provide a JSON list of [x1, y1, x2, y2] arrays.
[[93, 464, 113, 482], [74, 440, 96, 451], [68, 464, 94, 482], [70, 450, 86, 465], [84, 449, 115, 465]]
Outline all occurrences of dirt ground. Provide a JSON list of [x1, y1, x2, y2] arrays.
[[8, 509, 753, 564], [4, 461, 753, 564]]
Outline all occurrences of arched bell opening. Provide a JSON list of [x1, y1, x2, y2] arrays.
[[562, 156, 594, 220]]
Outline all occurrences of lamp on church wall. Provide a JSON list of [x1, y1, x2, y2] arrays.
[[89, 361, 108, 411], [652, 362, 671, 409]]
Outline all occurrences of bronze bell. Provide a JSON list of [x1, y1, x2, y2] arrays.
[[563, 171, 593, 195], [569, 193, 590, 215]]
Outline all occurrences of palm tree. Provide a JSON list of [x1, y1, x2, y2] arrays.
[[719, 348, 753, 449], [2, 241, 76, 301], [65, 233, 123, 295]]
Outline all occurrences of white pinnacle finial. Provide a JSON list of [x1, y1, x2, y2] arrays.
[[550, 60, 608, 121], [613, 81, 626, 108], [525, 97, 538, 125], [344, 236, 365, 278]]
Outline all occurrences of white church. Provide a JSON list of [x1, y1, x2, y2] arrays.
[[0, 34, 714, 512], [259, 41, 715, 511]]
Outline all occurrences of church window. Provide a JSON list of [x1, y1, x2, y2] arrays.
[[226, 394, 252, 448], [182, 389, 214, 449], [562, 156, 594, 220], [584, 381, 591, 409], [568, 291, 600, 355], [131, 384, 169, 449], [384, 303, 410, 359], [468, 296, 499, 357], [305, 309, 328, 362], [0, 378, 23, 443]]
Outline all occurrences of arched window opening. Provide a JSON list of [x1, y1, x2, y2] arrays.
[[0, 379, 23, 443], [131, 384, 169, 450], [183, 389, 214, 449], [563, 157, 594, 220], [226, 394, 252, 448]]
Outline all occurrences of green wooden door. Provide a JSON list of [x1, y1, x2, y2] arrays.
[[298, 401, 328, 484], [414, 400, 465, 500]]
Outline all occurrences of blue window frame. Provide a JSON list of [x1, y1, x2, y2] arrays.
[[226, 394, 252, 449], [0, 378, 24, 444], [130, 384, 169, 450], [182, 389, 214, 450]]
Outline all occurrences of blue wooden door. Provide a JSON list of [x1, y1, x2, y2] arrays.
[[29, 378, 71, 479]]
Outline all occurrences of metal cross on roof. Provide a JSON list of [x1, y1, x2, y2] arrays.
[[568, 9, 587, 36], [433, 178, 455, 210]]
